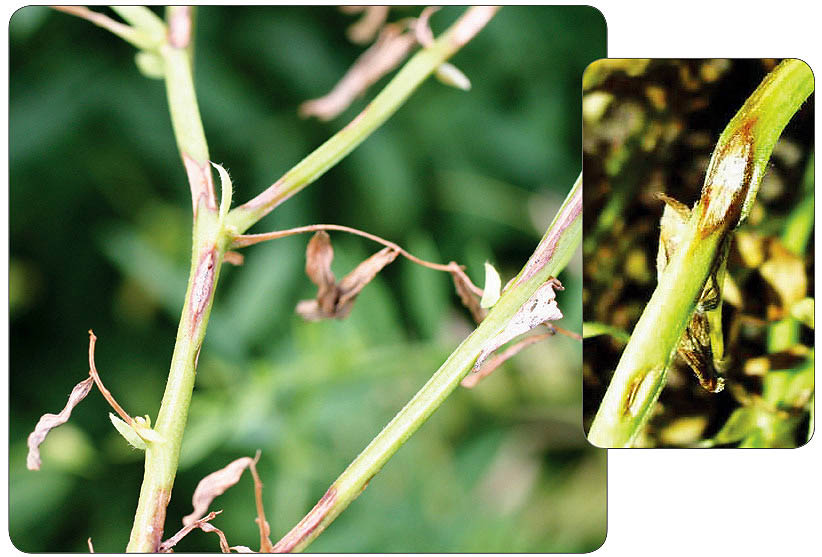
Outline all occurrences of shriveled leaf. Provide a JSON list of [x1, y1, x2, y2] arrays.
[[305, 231, 336, 296], [479, 262, 501, 308], [336, 247, 399, 312], [230, 546, 255, 553], [450, 267, 486, 323], [297, 236, 398, 321], [473, 278, 564, 372], [183, 457, 255, 526], [109, 412, 147, 451], [27, 376, 94, 471]]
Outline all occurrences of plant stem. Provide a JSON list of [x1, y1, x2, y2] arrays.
[[124, 6, 499, 551], [272, 174, 582, 553], [587, 59, 813, 448], [225, 6, 500, 234], [127, 9, 227, 551]]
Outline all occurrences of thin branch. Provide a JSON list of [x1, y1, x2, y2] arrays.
[[86, 330, 135, 427], [233, 223, 484, 296], [270, 171, 581, 553], [158, 510, 222, 553], [226, 6, 501, 234], [249, 451, 274, 552], [53, 6, 160, 50], [461, 331, 555, 388]]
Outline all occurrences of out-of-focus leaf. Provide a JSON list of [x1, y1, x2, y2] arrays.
[[582, 322, 630, 343], [760, 240, 807, 317], [711, 407, 758, 445], [790, 297, 814, 328]]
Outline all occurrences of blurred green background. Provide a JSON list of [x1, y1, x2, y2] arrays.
[[9, 6, 606, 552]]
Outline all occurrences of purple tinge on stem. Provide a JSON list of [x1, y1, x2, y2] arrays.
[[513, 181, 582, 288], [271, 487, 338, 553]]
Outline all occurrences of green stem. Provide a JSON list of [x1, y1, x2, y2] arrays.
[[587, 59, 814, 447], [768, 154, 814, 352], [127, 9, 227, 551], [125, 6, 500, 551], [226, 6, 500, 234], [272, 175, 582, 553]]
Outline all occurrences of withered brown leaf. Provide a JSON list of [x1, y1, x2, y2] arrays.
[[450, 267, 487, 324], [297, 231, 399, 320], [182, 452, 273, 552], [27, 376, 94, 471], [183, 457, 256, 526]]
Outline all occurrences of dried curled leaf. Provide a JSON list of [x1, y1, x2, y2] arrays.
[[182, 452, 273, 552], [299, 23, 416, 121], [184, 457, 256, 526], [296, 231, 399, 320], [472, 278, 564, 372], [27, 376, 94, 470], [450, 267, 487, 324]]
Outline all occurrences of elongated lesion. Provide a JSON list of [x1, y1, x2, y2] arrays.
[[656, 194, 727, 393]]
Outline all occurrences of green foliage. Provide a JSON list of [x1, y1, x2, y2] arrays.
[[9, 6, 605, 552]]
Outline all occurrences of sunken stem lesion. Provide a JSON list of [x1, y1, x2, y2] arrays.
[[587, 59, 814, 448]]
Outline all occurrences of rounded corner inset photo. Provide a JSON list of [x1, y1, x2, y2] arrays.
[[582, 59, 814, 448]]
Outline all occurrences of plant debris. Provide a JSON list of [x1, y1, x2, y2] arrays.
[[296, 231, 399, 321], [472, 278, 564, 372]]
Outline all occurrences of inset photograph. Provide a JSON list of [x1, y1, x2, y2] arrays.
[[582, 59, 814, 448]]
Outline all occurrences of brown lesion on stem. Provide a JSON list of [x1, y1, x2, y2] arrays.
[[622, 375, 643, 418], [189, 248, 217, 324], [148, 488, 172, 552], [183, 154, 218, 217], [514, 181, 582, 287], [697, 117, 757, 237], [271, 487, 338, 553]]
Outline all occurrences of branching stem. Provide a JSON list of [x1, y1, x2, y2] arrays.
[[271, 174, 582, 553], [234, 224, 483, 295]]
